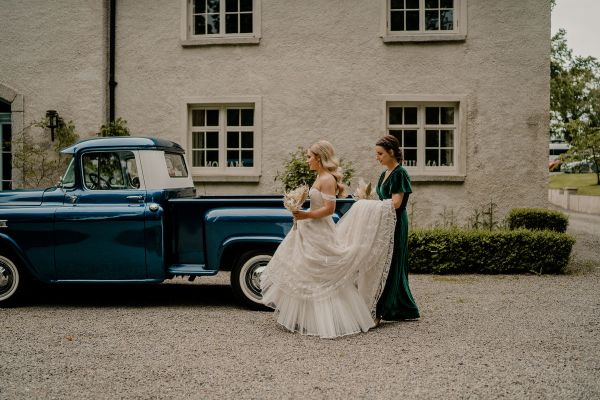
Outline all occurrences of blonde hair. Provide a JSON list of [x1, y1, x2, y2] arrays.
[[309, 140, 346, 198]]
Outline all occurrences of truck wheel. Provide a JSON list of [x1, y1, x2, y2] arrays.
[[0, 255, 24, 307], [231, 250, 273, 310]]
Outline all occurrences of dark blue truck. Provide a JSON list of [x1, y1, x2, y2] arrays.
[[0, 137, 352, 307]]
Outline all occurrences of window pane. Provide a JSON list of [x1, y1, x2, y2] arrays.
[[440, 0, 453, 8], [440, 130, 454, 147], [207, 14, 220, 34], [241, 109, 254, 126], [164, 153, 188, 178], [206, 109, 219, 126], [441, 107, 454, 124], [441, 10, 453, 30], [406, 0, 419, 9], [206, 131, 219, 148], [241, 131, 253, 148], [194, 15, 206, 35], [390, 11, 404, 31], [193, 150, 204, 167], [404, 107, 417, 124], [406, 11, 419, 30], [426, 130, 439, 147], [404, 130, 417, 147], [194, 0, 206, 14], [425, 10, 439, 30], [192, 110, 205, 126], [193, 132, 204, 148], [2, 154, 11, 179], [227, 150, 239, 166], [240, 0, 252, 12], [226, 0, 237, 12], [389, 107, 403, 124], [227, 109, 240, 126], [426, 107, 439, 124], [240, 13, 253, 33], [425, 149, 439, 166], [207, 0, 220, 13], [389, 130, 402, 143], [226, 14, 238, 33], [390, 0, 404, 9], [425, 0, 439, 8], [227, 131, 239, 148], [206, 151, 219, 167], [440, 149, 453, 166], [241, 150, 253, 167], [403, 149, 417, 166]]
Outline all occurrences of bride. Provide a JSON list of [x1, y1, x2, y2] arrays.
[[260, 140, 397, 338]]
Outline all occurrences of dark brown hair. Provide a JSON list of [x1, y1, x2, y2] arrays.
[[376, 135, 403, 163]]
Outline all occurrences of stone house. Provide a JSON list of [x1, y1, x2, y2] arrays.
[[0, 0, 550, 226]]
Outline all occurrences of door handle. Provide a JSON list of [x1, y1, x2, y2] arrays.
[[126, 195, 144, 203], [67, 194, 78, 204]]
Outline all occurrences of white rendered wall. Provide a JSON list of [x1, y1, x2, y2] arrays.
[[1, 0, 550, 226]]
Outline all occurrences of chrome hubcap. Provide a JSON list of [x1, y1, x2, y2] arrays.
[[245, 262, 267, 297], [0, 264, 13, 294]]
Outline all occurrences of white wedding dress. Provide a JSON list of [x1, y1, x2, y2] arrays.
[[260, 188, 396, 339]]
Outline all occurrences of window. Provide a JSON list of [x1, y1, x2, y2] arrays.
[[0, 100, 11, 190], [82, 151, 141, 190], [386, 99, 465, 180], [165, 153, 189, 178], [182, 0, 261, 46], [186, 98, 261, 181], [382, 0, 467, 42]]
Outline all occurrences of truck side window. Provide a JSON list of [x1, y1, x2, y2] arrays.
[[164, 153, 188, 178], [61, 157, 76, 188], [82, 151, 139, 190]]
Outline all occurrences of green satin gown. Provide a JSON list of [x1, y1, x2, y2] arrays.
[[375, 165, 420, 320]]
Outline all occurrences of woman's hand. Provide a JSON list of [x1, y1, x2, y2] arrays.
[[293, 210, 311, 220]]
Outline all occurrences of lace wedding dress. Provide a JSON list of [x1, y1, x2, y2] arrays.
[[260, 188, 396, 339]]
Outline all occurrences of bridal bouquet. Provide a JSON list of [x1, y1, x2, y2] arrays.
[[283, 184, 309, 230], [352, 178, 374, 200]]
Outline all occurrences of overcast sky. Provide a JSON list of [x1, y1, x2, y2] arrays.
[[551, 0, 600, 59]]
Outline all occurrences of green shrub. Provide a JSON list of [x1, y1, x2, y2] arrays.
[[507, 208, 568, 233], [98, 117, 130, 137], [274, 146, 354, 192], [408, 228, 575, 274]]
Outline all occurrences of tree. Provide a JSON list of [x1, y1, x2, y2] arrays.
[[550, 30, 600, 142], [11, 115, 79, 188]]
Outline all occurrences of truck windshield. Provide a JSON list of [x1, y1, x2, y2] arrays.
[[61, 156, 75, 188]]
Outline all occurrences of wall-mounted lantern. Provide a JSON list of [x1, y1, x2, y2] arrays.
[[46, 110, 59, 141]]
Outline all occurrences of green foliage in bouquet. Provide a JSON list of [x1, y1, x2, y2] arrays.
[[275, 146, 354, 192]]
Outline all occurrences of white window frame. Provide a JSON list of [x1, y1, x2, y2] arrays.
[[180, 0, 262, 46], [182, 96, 262, 182], [382, 95, 466, 182], [381, 0, 467, 43]]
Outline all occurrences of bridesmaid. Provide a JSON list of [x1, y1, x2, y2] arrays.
[[374, 135, 420, 325]]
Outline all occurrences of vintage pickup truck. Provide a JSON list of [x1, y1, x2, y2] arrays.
[[0, 137, 353, 308]]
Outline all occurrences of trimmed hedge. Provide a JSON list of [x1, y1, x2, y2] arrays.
[[408, 228, 575, 274], [506, 208, 569, 233]]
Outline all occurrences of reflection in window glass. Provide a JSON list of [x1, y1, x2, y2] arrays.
[[165, 153, 189, 178]]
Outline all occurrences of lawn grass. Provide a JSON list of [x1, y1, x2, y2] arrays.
[[549, 173, 600, 196]]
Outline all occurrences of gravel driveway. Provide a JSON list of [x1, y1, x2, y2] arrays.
[[1, 210, 599, 399]]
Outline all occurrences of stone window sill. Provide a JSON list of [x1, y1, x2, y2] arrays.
[[410, 175, 466, 182], [382, 33, 466, 43], [181, 37, 260, 47], [193, 174, 261, 183]]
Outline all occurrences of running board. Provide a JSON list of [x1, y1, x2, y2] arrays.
[[167, 264, 218, 276]]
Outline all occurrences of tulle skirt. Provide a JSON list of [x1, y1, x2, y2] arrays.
[[260, 199, 396, 339]]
